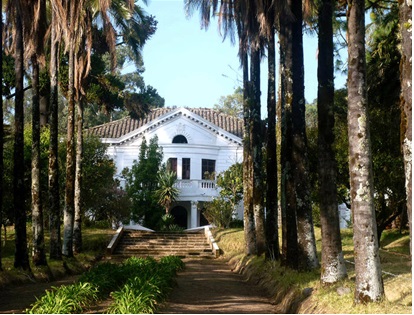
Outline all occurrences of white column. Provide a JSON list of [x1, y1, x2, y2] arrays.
[[190, 201, 198, 228]]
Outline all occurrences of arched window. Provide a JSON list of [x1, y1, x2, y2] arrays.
[[172, 135, 188, 144]]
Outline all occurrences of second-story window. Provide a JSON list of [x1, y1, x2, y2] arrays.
[[202, 159, 216, 179], [182, 158, 190, 179], [167, 158, 177, 175]]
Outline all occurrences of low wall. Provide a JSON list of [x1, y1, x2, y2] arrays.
[[106, 226, 124, 255]]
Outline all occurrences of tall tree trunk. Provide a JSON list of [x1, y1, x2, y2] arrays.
[[251, 47, 266, 256], [0, 3, 3, 271], [347, 0, 384, 303], [318, 0, 347, 284], [31, 56, 47, 266], [48, 7, 61, 260], [62, 46, 76, 257], [242, 49, 256, 256], [279, 6, 298, 269], [73, 99, 83, 254], [291, 0, 319, 271], [13, 2, 30, 270], [276, 39, 285, 264], [39, 70, 50, 127], [266, 28, 280, 260], [399, 0, 412, 256]]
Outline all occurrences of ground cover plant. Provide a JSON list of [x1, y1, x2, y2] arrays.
[[26, 256, 184, 314], [108, 256, 184, 313], [214, 227, 411, 314], [26, 282, 99, 314]]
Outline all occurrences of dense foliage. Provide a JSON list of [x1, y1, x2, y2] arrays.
[[123, 136, 165, 229], [203, 163, 243, 228], [0, 129, 123, 229], [27, 256, 184, 314]]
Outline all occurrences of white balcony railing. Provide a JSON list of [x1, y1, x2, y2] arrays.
[[174, 179, 218, 197]]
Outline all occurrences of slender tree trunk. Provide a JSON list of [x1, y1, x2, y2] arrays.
[[0, 3, 3, 271], [251, 47, 266, 256], [13, 2, 31, 270], [266, 29, 280, 260], [347, 0, 384, 303], [399, 0, 412, 256], [39, 71, 50, 127], [242, 49, 256, 255], [62, 46, 76, 257], [291, 0, 319, 270], [31, 56, 47, 266], [318, 0, 347, 283], [73, 99, 84, 254], [276, 47, 285, 262], [48, 8, 61, 260], [279, 6, 298, 269]]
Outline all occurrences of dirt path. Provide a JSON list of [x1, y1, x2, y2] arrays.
[[0, 259, 275, 314], [157, 258, 276, 314], [0, 275, 80, 314]]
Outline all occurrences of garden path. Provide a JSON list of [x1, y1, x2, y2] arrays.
[[156, 258, 276, 314], [0, 275, 79, 314], [0, 258, 276, 314]]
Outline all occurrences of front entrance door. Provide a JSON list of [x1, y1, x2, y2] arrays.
[[170, 206, 188, 229]]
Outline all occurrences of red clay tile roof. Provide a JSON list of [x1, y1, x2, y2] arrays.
[[86, 107, 244, 139]]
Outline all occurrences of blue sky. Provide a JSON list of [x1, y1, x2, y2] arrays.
[[139, 0, 347, 118]]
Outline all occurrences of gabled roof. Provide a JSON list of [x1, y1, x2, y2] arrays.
[[86, 107, 244, 141]]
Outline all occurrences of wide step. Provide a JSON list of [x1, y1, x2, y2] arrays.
[[112, 230, 215, 259]]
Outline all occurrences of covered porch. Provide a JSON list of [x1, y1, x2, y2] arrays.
[[170, 201, 210, 229]]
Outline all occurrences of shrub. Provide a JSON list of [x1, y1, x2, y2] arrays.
[[160, 214, 185, 232], [203, 197, 233, 228], [108, 256, 184, 314], [27, 282, 98, 314], [27, 256, 184, 314]]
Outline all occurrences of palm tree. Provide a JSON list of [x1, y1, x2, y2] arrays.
[[278, 2, 298, 268], [73, 97, 85, 254], [0, 2, 3, 271], [290, 0, 319, 271], [73, 8, 93, 254], [155, 171, 180, 214], [186, 0, 268, 256], [317, 0, 346, 283], [58, 0, 88, 257], [48, 0, 62, 260], [258, 0, 288, 261], [251, 49, 267, 256], [30, 0, 48, 266], [186, 0, 252, 254], [347, 0, 384, 303], [4, 0, 31, 270], [399, 0, 412, 255], [71, 0, 156, 252], [31, 54, 47, 266]]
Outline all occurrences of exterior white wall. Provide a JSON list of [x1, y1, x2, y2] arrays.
[[104, 111, 243, 228], [338, 203, 351, 229]]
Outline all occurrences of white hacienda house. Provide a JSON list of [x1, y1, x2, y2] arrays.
[[87, 107, 244, 229]]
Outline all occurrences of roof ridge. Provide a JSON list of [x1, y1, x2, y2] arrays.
[[86, 107, 243, 139]]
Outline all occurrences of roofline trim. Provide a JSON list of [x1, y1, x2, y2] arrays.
[[103, 107, 243, 146]]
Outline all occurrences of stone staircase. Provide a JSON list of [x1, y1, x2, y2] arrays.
[[110, 230, 217, 259]]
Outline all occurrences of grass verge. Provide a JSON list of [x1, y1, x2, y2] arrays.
[[0, 225, 114, 288], [213, 227, 412, 314]]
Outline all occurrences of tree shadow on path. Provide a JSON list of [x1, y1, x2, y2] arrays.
[[157, 258, 276, 314]]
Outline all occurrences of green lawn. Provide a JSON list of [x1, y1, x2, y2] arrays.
[[0, 225, 114, 287]]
